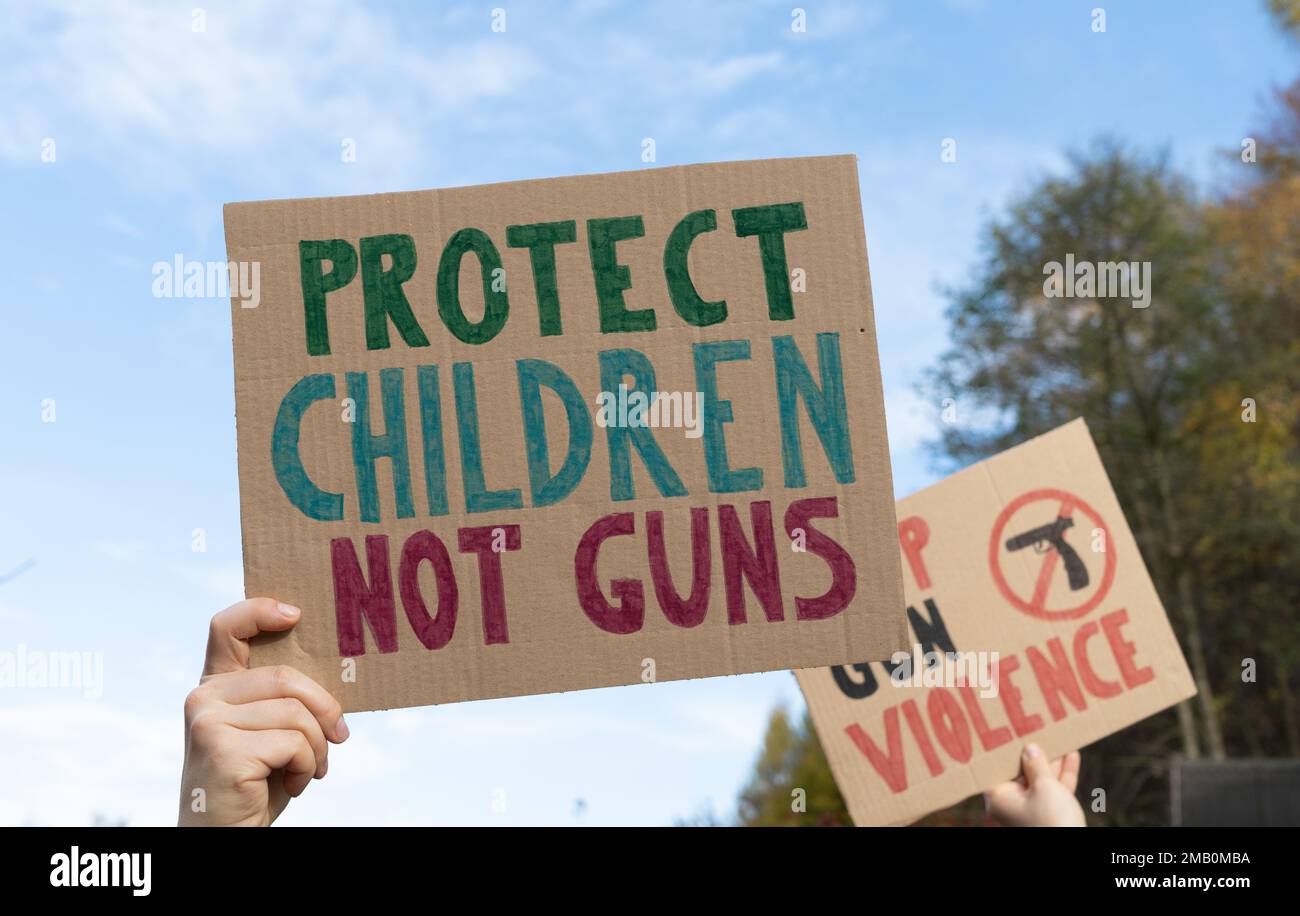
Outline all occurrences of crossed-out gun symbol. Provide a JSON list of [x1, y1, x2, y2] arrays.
[[1004, 516, 1089, 591]]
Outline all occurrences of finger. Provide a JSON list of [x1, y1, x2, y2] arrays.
[[245, 729, 318, 798], [267, 769, 291, 824], [983, 782, 1026, 822], [205, 665, 348, 743], [1059, 750, 1081, 793], [982, 779, 1024, 800], [204, 598, 301, 676], [224, 697, 330, 779], [1020, 743, 1053, 788]]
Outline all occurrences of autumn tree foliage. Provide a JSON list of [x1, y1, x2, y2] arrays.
[[736, 78, 1299, 829]]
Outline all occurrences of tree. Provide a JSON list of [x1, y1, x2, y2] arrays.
[[1269, 0, 1300, 38], [730, 36, 1300, 821], [736, 705, 993, 826], [926, 140, 1229, 761], [731, 127, 1298, 826], [918, 128, 1298, 818], [1198, 84, 1300, 759], [737, 706, 850, 826]]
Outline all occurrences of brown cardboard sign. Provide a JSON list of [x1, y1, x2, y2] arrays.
[[224, 155, 908, 713], [797, 419, 1197, 825]]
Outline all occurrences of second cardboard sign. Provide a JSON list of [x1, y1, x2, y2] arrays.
[[798, 419, 1197, 826]]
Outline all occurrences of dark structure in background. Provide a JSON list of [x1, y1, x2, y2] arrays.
[[1172, 759, 1300, 826]]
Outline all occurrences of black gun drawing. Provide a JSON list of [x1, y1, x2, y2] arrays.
[[1004, 516, 1089, 591]]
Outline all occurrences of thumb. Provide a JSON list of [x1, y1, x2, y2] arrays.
[[1021, 743, 1052, 788], [204, 598, 301, 676]]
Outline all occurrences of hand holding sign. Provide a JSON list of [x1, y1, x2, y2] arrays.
[[983, 744, 1085, 827], [178, 598, 349, 827]]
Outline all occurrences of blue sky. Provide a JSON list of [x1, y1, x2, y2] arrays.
[[0, 0, 1293, 826]]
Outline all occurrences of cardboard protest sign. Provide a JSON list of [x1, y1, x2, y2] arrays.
[[797, 419, 1197, 825], [224, 155, 908, 712]]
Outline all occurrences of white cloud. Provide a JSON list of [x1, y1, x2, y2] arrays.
[[812, 1, 888, 37], [0, 0, 541, 185], [179, 562, 246, 603], [710, 105, 793, 142], [102, 211, 145, 238], [0, 700, 177, 826], [92, 538, 151, 563], [693, 52, 785, 94], [0, 595, 33, 624]]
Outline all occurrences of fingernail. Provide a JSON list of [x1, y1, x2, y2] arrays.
[[336, 716, 349, 741], [1025, 743, 1042, 759], [278, 602, 300, 620]]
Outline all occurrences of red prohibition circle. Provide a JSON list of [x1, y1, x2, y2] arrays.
[[987, 487, 1117, 621]]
